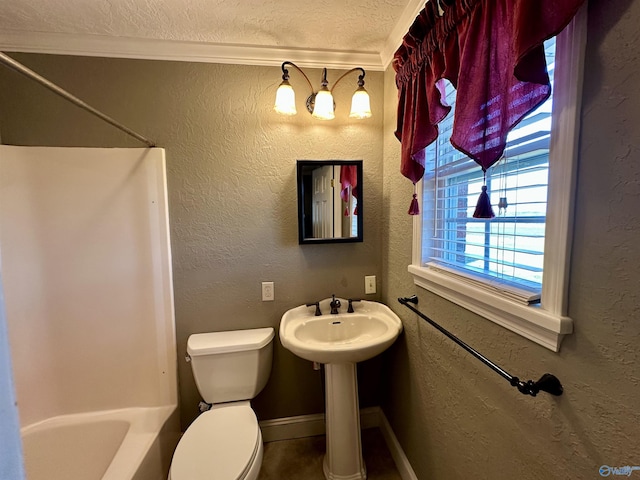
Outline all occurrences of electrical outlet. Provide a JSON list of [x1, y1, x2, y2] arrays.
[[262, 282, 274, 301], [364, 275, 376, 294]]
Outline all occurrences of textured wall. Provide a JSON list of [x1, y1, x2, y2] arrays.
[[381, 1, 640, 479], [0, 55, 384, 429]]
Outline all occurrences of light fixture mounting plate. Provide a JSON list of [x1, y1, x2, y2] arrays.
[[305, 93, 316, 115]]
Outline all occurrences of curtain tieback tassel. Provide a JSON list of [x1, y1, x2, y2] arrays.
[[408, 192, 420, 215], [473, 185, 495, 219]]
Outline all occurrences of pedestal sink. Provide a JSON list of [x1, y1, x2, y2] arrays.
[[280, 298, 403, 480]]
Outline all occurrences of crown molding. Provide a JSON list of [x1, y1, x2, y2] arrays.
[[0, 30, 385, 71], [0, 0, 424, 71]]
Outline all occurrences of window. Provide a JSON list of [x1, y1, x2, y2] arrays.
[[409, 12, 587, 352]]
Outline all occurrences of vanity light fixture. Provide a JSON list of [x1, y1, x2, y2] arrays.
[[274, 62, 372, 120]]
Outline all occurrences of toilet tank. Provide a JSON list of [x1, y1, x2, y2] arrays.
[[187, 327, 274, 404]]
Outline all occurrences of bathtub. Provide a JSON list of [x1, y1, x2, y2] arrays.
[[21, 406, 179, 480]]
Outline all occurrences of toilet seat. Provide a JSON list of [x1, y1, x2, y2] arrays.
[[169, 404, 261, 480]]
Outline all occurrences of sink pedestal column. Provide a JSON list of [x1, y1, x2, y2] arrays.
[[323, 363, 366, 480]]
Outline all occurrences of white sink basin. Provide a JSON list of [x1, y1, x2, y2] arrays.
[[280, 299, 403, 364]]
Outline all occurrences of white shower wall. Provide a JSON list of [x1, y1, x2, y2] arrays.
[[0, 146, 176, 427]]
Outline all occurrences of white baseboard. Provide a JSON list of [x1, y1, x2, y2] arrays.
[[377, 410, 419, 480], [259, 412, 326, 442], [259, 406, 418, 480]]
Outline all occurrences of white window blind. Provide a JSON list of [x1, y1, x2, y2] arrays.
[[421, 39, 556, 303]]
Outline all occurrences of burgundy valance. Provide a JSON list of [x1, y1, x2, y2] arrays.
[[394, 0, 586, 214]]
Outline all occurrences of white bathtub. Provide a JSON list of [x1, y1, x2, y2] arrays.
[[21, 406, 179, 480]]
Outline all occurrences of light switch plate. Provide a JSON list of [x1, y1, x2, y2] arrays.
[[364, 275, 376, 294]]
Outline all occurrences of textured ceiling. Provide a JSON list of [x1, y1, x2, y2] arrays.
[[0, 0, 425, 69]]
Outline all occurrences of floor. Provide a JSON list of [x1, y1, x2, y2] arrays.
[[258, 428, 402, 480]]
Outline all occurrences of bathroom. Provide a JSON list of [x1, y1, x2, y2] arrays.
[[1, 0, 639, 479]]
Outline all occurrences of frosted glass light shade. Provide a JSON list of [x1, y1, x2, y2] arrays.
[[274, 81, 297, 115], [312, 88, 335, 120], [349, 87, 372, 119]]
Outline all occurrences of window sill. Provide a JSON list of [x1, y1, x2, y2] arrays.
[[408, 264, 573, 352]]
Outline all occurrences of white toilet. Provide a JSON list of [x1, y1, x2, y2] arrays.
[[169, 327, 275, 480]]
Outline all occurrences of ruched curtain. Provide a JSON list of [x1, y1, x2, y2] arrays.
[[394, 0, 586, 215]]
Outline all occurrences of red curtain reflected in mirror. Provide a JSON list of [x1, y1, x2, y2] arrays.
[[340, 165, 358, 216]]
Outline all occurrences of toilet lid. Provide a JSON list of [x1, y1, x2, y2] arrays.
[[170, 405, 260, 480]]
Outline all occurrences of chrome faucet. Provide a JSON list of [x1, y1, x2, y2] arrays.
[[330, 294, 341, 314]]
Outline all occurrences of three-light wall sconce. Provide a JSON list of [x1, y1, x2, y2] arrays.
[[274, 62, 372, 120]]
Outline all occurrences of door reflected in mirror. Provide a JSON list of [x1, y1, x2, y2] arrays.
[[297, 160, 363, 244]]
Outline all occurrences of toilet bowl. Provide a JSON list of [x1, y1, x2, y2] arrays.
[[169, 328, 274, 480], [169, 403, 263, 480]]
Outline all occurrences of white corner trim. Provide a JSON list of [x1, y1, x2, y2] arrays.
[[409, 264, 573, 352], [381, 0, 426, 69], [259, 407, 418, 480], [0, 30, 385, 70]]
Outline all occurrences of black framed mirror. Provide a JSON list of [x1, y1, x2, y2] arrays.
[[297, 160, 363, 244]]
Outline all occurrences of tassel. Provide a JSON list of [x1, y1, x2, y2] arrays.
[[473, 185, 495, 219], [344, 207, 349, 216], [408, 193, 420, 215], [498, 196, 508, 215]]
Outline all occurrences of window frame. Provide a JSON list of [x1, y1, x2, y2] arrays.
[[408, 8, 587, 352]]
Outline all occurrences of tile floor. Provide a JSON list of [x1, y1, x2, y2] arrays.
[[258, 428, 402, 480]]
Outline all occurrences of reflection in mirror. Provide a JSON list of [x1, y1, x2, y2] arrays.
[[297, 160, 363, 244]]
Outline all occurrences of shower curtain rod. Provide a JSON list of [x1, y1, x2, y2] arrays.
[[398, 295, 564, 397], [0, 52, 156, 147]]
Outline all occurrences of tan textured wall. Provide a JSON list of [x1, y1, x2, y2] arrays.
[[381, 1, 640, 479], [0, 55, 384, 429]]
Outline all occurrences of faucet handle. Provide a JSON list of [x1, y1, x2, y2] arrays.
[[347, 299, 361, 313], [306, 301, 322, 316]]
